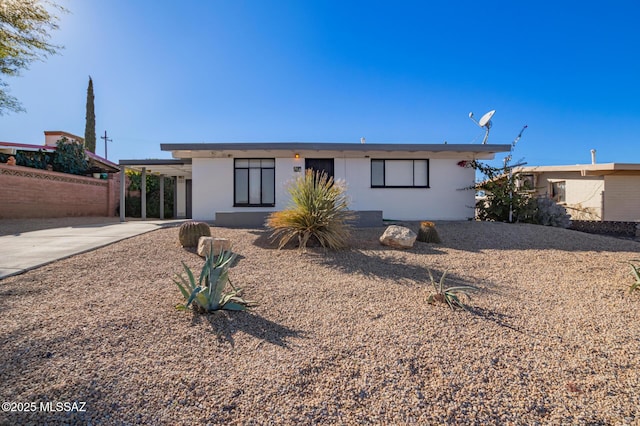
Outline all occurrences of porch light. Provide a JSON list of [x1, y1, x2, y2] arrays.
[[295, 153, 300, 159]]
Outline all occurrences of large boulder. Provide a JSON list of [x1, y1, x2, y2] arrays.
[[197, 237, 232, 257], [379, 225, 417, 249]]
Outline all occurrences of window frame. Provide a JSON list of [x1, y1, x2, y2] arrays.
[[370, 159, 430, 188], [233, 158, 276, 207], [550, 180, 566, 203]]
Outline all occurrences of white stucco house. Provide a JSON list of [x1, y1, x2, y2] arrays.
[[119, 142, 510, 225], [515, 162, 640, 221]]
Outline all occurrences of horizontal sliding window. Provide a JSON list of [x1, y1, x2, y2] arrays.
[[371, 159, 429, 188], [234, 159, 275, 207]]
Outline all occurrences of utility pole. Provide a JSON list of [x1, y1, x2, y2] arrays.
[[101, 130, 112, 159]]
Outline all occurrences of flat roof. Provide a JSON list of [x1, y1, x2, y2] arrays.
[[161, 142, 511, 153], [517, 163, 640, 176], [119, 159, 192, 177]]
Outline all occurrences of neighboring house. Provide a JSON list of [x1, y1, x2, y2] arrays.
[[0, 131, 121, 219], [0, 130, 119, 174], [120, 142, 511, 224], [515, 163, 640, 221]]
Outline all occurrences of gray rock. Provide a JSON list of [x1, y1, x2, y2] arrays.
[[379, 225, 416, 249], [197, 237, 232, 257]]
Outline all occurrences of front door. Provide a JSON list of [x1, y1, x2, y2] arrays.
[[305, 158, 334, 179]]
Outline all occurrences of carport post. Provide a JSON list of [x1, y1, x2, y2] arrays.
[[159, 175, 164, 220], [141, 167, 147, 220], [119, 166, 126, 222]]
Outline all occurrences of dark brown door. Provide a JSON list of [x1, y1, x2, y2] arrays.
[[305, 158, 334, 179]]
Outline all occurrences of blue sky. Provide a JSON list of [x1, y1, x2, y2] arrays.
[[2, 1, 639, 167]]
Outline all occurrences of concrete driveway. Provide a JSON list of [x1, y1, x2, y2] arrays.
[[0, 220, 184, 280]]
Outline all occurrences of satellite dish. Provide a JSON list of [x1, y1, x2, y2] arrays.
[[478, 110, 495, 127], [468, 109, 496, 144]]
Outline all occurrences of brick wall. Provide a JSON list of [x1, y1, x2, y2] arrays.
[[0, 164, 120, 218]]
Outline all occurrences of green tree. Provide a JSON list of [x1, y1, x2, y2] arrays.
[[470, 159, 536, 223], [84, 76, 96, 152], [0, 0, 64, 115]]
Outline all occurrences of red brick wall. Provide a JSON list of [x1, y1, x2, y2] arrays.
[[0, 164, 121, 218]]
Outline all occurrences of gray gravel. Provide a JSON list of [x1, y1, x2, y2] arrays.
[[1, 221, 639, 425]]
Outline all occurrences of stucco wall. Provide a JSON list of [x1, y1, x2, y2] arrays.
[[0, 164, 119, 218], [603, 175, 640, 221], [191, 157, 476, 221], [533, 172, 603, 220]]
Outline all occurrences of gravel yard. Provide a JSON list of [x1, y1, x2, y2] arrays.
[[1, 221, 639, 425]]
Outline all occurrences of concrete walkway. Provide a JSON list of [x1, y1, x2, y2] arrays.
[[0, 220, 185, 280]]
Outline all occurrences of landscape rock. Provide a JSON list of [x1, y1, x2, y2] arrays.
[[197, 237, 232, 257], [379, 225, 416, 249]]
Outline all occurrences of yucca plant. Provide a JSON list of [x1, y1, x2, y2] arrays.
[[626, 260, 640, 293], [267, 169, 355, 251], [174, 248, 253, 312], [426, 269, 477, 311]]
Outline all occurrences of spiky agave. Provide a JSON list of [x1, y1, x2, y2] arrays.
[[174, 248, 253, 312], [626, 260, 640, 293], [426, 269, 477, 311]]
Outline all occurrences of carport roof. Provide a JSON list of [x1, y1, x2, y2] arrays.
[[118, 159, 192, 177]]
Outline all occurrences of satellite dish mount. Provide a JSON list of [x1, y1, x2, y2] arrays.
[[468, 109, 496, 144]]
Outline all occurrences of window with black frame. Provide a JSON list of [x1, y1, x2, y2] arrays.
[[371, 159, 429, 188], [234, 159, 275, 206]]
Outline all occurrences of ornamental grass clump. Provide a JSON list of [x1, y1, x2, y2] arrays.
[[426, 269, 477, 311], [174, 248, 253, 313], [267, 169, 355, 251]]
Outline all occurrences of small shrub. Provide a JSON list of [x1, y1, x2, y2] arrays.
[[626, 260, 640, 293], [533, 196, 571, 228], [426, 269, 477, 311], [178, 221, 211, 247], [52, 137, 88, 175], [174, 249, 253, 313], [267, 170, 355, 251]]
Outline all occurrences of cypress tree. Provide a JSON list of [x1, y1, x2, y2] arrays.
[[84, 76, 96, 153]]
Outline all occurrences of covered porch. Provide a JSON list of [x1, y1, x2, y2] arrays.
[[118, 159, 192, 221]]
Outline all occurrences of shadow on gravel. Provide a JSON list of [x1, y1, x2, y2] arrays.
[[193, 311, 306, 348], [467, 306, 524, 334], [314, 249, 450, 284]]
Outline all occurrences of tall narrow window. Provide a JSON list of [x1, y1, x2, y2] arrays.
[[234, 159, 275, 206], [551, 181, 566, 203], [371, 159, 429, 188]]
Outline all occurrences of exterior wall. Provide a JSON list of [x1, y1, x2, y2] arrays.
[[603, 175, 640, 221], [340, 158, 475, 220], [0, 164, 120, 218], [191, 156, 476, 221], [532, 172, 603, 220], [44, 131, 84, 147]]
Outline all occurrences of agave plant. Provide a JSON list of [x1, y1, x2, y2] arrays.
[[174, 248, 253, 312], [426, 269, 477, 311], [626, 260, 640, 293], [267, 169, 355, 251]]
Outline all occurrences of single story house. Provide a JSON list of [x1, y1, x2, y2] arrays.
[[515, 162, 640, 221], [119, 142, 510, 225]]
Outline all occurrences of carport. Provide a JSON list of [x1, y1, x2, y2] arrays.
[[118, 159, 192, 221]]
